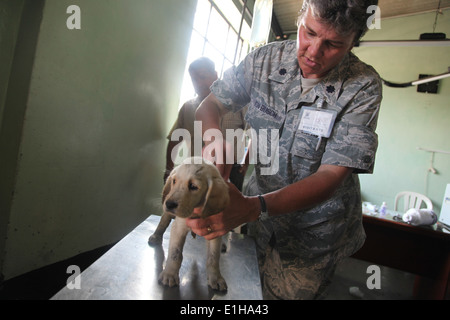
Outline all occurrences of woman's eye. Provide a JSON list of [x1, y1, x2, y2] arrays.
[[188, 183, 198, 191], [327, 41, 341, 49]]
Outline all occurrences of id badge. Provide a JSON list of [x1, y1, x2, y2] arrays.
[[298, 107, 337, 138]]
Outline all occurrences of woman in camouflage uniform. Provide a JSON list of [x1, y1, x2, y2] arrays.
[[187, 0, 382, 299]]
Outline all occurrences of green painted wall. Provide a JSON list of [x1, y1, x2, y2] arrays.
[[0, 0, 196, 280], [354, 9, 450, 215]]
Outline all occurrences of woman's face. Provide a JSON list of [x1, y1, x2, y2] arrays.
[[297, 8, 356, 79]]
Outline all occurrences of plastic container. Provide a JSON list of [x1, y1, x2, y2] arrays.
[[379, 202, 387, 217], [402, 208, 437, 226]]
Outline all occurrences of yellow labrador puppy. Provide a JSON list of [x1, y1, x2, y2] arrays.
[[148, 157, 229, 291]]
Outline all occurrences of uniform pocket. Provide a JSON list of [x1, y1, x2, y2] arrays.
[[322, 122, 378, 174], [291, 131, 326, 160], [290, 131, 326, 180]]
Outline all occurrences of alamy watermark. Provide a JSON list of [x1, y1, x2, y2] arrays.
[[63, 262, 382, 293], [64, 2, 382, 176], [66, 265, 81, 290], [65, 4, 382, 33], [66, 5, 81, 30], [170, 121, 279, 175], [367, 5, 382, 30], [366, 264, 381, 290]]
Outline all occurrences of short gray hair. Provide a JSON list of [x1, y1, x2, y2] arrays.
[[298, 0, 379, 44]]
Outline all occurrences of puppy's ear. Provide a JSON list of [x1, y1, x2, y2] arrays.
[[162, 175, 172, 204], [201, 176, 230, 218]]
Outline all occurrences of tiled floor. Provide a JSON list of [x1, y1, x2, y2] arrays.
[[325, 257, 416, 300]]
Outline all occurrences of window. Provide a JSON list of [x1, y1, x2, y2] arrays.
[[178, 0, 253, 108]]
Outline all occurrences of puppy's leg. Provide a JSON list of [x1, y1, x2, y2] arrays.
[[159, 217, 189, 287], [206, 237, 227, 291], [148, 213, 172, 246]]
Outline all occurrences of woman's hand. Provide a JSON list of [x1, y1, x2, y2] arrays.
[[186, 182, 260, 240]]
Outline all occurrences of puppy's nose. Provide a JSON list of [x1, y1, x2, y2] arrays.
[[165, 200, 178, 211]]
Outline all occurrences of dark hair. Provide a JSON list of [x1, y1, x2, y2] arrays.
[[298, 0, 379, 44], [188, 57, 216, 74]]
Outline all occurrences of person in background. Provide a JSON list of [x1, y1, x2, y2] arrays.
[[165, 57, 248, 189], [188, 0, 383, 299]]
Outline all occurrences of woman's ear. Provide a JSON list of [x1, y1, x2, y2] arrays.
[[201, 176, 230, 218]]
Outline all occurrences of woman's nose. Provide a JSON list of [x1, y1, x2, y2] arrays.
[[307, 39, 324, 58]]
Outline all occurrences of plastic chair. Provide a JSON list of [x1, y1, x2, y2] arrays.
[[394, 191, 433, 212]]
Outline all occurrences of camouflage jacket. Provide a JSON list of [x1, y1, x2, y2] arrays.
[[211, 40, 382, 261]]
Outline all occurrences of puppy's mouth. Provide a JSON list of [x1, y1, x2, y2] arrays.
[[164, 210, 176, 218], [163, 202, 203, 219]]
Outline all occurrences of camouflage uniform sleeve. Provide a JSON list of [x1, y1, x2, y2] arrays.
[[322, 75, 382, 174], [210, 52, 256, 112]]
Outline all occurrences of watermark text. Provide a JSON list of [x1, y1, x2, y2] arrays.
[[170, 121, 279, 175]]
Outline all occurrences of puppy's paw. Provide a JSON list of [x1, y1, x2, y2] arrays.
[[158, 270, 180, 287], [208, 273, 228, 291], [148, 233, 163, 246]]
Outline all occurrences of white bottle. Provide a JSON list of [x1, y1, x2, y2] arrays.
[[379, 202, 387, 217]]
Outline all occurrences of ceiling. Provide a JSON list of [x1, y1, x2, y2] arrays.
[[272, 0, 450, 37]]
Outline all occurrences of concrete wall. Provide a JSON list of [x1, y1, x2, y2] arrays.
[[0, 0, 196, 280]]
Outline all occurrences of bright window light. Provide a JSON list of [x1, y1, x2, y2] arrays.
[[178, 0, 252, 109]]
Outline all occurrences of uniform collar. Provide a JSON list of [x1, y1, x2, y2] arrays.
[[268, 56, 301, 84], [267, 48, 351, 111], [301, 53, 350, 106]]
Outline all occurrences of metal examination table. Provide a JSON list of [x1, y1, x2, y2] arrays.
[[52, 215, 262, 300]]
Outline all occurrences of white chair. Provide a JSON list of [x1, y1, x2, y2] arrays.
[[394, 191, 433, 212]]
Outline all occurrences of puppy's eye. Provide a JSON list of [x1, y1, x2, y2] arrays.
[[188, 182, 198, 191], [172, 179, 176, 185]]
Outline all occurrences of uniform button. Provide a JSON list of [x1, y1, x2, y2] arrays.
[[279, 68, 287, 75]]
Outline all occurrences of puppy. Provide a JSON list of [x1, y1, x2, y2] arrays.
[[148, 157, 230, 291]]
